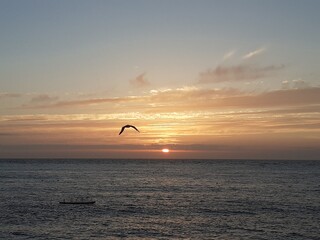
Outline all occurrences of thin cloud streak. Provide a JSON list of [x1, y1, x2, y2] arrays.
[[30, 94, 59, 103], [0, 93, 21, 99], [243, 47, 266, 59], [210, 87, 320, 108], [198, 64, 284, 83], [223, 50, 236, 60], [22, 96, 143, 109], [20, 87, 320, 112]]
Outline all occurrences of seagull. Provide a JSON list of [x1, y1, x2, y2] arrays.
[[119, 125, 140, 135]]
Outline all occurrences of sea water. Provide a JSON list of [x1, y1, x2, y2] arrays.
[[0, 159, 319, 239]]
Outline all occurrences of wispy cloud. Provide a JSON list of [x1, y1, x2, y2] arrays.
[[282, 79, 310, 90], [22, 95, 143, 109], [130, 73, 150, 88], [223, 50, 236, 61], [243, 47, 266, 59], [281, 80, 290, 89], [198, 64, 284, 83], [0, 93, 21, 99], [292, 79, 309, 89], [149, 86, 242, 102], [30, 94, 59, 103], [214, 87, 320, 108], [145, 87, 320, 113], [20, 86, 319, 113]]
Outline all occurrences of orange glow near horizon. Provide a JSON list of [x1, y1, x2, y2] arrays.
[[0, 87, 319, 159]]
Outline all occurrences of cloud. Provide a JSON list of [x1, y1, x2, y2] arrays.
[[292, 79, 309, 89], [23, 95, 143, 109], [3, 87, 320, 160], [130, 73, 150, 88], [24, 87, 239, 109], [210, 87, 320, 108], [30, 94, 59, 103], [198, 64, 284, 83], [223, 50, 236, 61], [19, 84, 320, 116], [281, 80, 290, 89], [1, 115, 49, 122], [0, 93, 21, 99], [243, 47, 266, 59], [144, 87, 320, 113], [282, 79, 309, 90], [149, 86, 242, 102]]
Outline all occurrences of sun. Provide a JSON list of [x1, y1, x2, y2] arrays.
[[162, 148, 170, 153]]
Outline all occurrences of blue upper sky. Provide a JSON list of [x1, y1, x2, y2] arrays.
[[1, 0, 320, 94]]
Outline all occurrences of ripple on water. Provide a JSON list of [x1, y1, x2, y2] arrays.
[[0, 159, 319, 239]]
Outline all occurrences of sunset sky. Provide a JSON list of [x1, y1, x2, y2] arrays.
[[1, 0, 319, 159]]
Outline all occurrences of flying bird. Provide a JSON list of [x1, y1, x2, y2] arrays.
[[119, 125, 140, 135]]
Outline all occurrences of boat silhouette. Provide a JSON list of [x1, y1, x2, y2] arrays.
[[59, 200, 95, 205], [59, 196, 95, 205]]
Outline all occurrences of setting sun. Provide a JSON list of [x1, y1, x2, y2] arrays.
[[162, 148, 170, 153]]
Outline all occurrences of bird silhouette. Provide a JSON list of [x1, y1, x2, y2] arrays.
[[119, 125, 140, 135]]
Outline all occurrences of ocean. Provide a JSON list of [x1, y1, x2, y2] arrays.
[[0, 159, 319, 239]]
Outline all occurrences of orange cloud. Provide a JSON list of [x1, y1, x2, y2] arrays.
[[147, 87, 320, 112], [2, 87, 319, 160], [19, 87, 320, 114]]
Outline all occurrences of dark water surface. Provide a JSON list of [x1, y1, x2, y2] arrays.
[[0, 159, 319, 239]]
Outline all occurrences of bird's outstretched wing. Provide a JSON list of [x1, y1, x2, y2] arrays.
[[130, 125, 140, 133], [119, 126, 126, 135]]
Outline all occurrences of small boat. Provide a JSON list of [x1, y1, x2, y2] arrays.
[[59, 196, 95, 205], [59, 200, 95, 205]]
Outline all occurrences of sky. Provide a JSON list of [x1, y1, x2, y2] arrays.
[[0, 0, 320, 159]]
